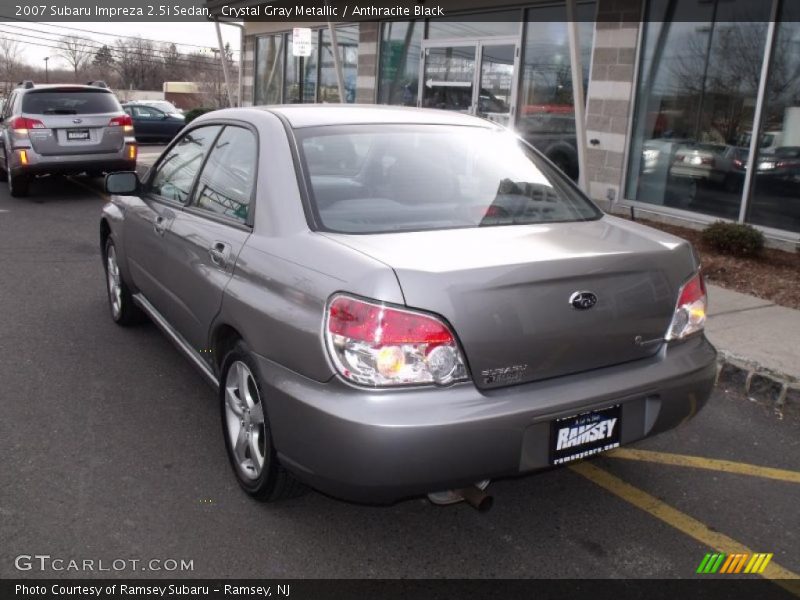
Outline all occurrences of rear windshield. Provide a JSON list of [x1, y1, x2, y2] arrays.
[[22, 90, 120, 115], [297, 125, 601, 234]]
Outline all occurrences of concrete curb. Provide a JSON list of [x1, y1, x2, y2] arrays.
[[715, 349, 800, 420]]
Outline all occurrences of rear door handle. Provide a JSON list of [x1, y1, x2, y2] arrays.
[[209, 241, 230, 267]]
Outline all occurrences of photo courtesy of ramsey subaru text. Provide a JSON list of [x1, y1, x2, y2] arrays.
[[99, 105, 717, 508]]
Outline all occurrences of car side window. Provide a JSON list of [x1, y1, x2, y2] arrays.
[[3, 92, 16, 119], [149, 125, 221, 204], [134, 106, 162, 120], [190, 126, 257, 224]]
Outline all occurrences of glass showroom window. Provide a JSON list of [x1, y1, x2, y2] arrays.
[[285, 32, 319, 103], [254, 34, 284, 105], [426, 12, 521, 40], [516, 2, 595, 182], [320, 25, 359, 103], [377, 21, 422, 106], [626, 0, 771, 220], [747, 2, 800, 233]]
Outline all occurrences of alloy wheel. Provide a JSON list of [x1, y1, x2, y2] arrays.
[[106, 244, 123, 319], [224, 361, 266, 480]]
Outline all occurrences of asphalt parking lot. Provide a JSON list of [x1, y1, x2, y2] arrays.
[[0, 171, 798, 585]]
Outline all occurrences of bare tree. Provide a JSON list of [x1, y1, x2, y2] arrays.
[[58, 35, 93, 82], [0, 37, 22, 95], [113, 37, 167, 91]]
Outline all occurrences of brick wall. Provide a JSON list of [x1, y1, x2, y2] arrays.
[[242, 35, 255, 107], [356, 22, 379, 103], [584, 0, 643, 207]]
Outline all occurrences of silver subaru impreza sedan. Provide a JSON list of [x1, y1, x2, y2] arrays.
[[100, 106, 716, 507]]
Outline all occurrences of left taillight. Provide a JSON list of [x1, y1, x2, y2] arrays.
[[665, 271, 707, 341], [325, 294, 468, 387], [10, 116, 46, 134], [109, 114, 134, 133]]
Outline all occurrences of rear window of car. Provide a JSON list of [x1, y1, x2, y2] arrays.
[[296, 124, 601, 234], [22, 90, 120, 115]]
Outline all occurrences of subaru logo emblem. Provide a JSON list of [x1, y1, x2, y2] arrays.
[[569, 291, 597, 310], [72, 118, 82, 124]]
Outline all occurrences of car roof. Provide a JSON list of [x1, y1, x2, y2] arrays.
[[21, 84, 112, 93], [24, 84, 107, 91], [261, 104, 498, 129]]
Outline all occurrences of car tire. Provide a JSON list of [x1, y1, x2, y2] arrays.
[[0, 155, 7, 183], [723, 174, 741, 193], [220, 341, 306, 502], [7, 158, 29, 197], [103, 237, 143, 326], [549, 152, 578, 181]]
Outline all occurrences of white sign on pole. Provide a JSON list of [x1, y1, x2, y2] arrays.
[[292, 28, 312, 57]]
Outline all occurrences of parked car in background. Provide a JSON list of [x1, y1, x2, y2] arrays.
[[122, 103, 185, 143], [669, 143, 745, 192], [100, 106, 716, 506], [0, 80, 136, 197], [125, 99, 184, 116], [755, 146, 800, 195], [641, 138, 693, 177], [737, 130, 783, 154]]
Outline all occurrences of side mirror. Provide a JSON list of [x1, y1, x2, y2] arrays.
[[105, 171, 140, 195]]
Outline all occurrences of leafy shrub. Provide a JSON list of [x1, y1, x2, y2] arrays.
[[184, 107, 214, 124], [701, 221, 765, 257]]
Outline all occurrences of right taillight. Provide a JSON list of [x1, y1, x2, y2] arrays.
[[110, 114, 134, 133], [665, 271, 707, 341], [325, 294, 468, 387]]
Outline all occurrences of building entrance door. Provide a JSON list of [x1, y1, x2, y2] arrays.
[[420, 39, 518, 126]]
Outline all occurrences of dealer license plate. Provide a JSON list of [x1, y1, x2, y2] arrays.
[[550, 404, 621, 465], [67, 129, 90, 141]]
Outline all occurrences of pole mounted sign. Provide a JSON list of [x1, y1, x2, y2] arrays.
[[292, 28, 313, 57]]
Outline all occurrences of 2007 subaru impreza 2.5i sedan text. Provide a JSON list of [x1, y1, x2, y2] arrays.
[[100, 105, 717, 508]]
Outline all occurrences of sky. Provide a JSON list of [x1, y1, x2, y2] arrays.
[[3, 21, 242, 70]]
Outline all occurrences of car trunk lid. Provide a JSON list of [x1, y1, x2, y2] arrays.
[[25, 113, 124, 156], [323, 217, 697, 389]]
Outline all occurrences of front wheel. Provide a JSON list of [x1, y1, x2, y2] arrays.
[[220, 342, 306, 502]]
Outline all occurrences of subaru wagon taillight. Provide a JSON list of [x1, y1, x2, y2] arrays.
[[10, 117, 46, 134], [325, 294, 468, 387], [109, 114, 134, 133], [666, 272, 707, 341]]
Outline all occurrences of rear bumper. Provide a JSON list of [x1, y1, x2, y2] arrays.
[[8, 146, 136, 176], [254, 335, 717, 503]]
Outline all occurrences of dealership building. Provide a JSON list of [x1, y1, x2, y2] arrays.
[[209, 0, 800, 245]]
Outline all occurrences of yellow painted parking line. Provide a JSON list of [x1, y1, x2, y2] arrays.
[[606, 448, 800, 484], [570, 462, 800, 595]]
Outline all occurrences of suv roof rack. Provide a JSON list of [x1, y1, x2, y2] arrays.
[[87, 80, 108, 89], [17, 80, 34, 89]]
